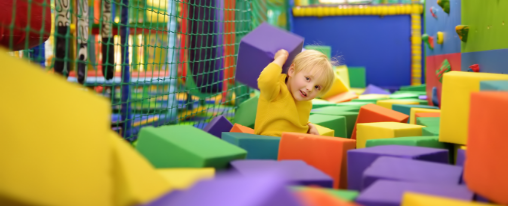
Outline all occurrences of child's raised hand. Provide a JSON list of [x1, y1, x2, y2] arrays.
[[307, 123, 319, 135], [273, 49, 289, 67]]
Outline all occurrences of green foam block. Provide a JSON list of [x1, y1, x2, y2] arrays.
[[416, 117, 441, 127], [310, 109, 358, 139], [365, 136, 448, 150], [233, 95, 258, 128], [312, 105, 360, 113], [422, 126, 440, 136], [309, 114, 347, 138], [290, 186, 359, 202], [348, 67, 366, 88], [399, 84, 426, 92], [136, 125, 247, 169], [350, 99, 378, 103], [304, 45, 331, 60], [392, 91, 427, 96], [336, 102, 371, 107], [392, 104, 439, 116], [222, 132, 280, 160], [312, 99, 337, 109]]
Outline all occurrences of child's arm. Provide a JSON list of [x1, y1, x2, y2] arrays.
[[257, 49, 289, 101]]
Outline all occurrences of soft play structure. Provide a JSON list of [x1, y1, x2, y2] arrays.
[[2, 0, 508, 206]]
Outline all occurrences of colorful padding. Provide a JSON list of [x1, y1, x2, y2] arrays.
[[233, 95, 258, 128], [402, 192, 498, 206], [291, 186, 359, 202], [409, 108, 440, 124], [365, 136, 448, 150], [350, 104, 409, 140], [309, 114, 347, 138], [222, 132, 280, 160], [230, 123, 255, 134], [376, 99, 420, 110], [356, 122, 424, 149]]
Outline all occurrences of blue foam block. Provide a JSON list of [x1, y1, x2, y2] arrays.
[[461, 49, 508, 75], [424, 0, 462, 55], [222, 132, 280, 160]]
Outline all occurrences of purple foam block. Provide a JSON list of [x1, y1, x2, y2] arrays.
[[419, 95, 427, 100], [355, 180, 473, 206], [143, 190, 182, 206], [474, 194, 491, 203], [151, 170, 304, 206], [231, 160, 333, 188], [362, 84, 391, 95], [347, 145, 449, 191], [202, 115, 233, 138], [456, 148, 466, 184], [236, 22, 304, 90], [362, 156, 463, 190]]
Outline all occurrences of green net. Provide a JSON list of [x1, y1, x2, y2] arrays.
[[2, 0, 258, 141]]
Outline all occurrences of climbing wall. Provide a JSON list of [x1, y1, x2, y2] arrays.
[[424, 0, 508, 106]]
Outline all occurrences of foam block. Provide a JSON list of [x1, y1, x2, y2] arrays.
[[415, 112, 441, 118], [440, 71, 508, 145], [310, 110, 358, 138], [312, 99, 337, 109], [312, 105, 361, 113], [356, 122, 424, 149], [321, 74, 352, 99], [0, 50, 111, 206], [236, 22, 304, 90], [376, 99, 420, 110], [416, 117, 440, 127], [357, 94, 390, 100], [336, 102, 370, 107], [392, 104, 439, 116], [348, 67, 366, 88], [389, 93, 421, 99], [362, 84, 391, 95], [203, 115, 233, 138], [365, 136, 448, 150], [136, 125, 247, 169], [325, 91, 358, 103], [347, 145, 450, 191], [400, 84, 426, 92], [456, 149, 465, 167], [110, 131, 172, 206], [305, 45, 331, 59], [152, 170, 304, 206], [222, 132, 280, 160], [336, 65, 351, 89], [409, 108, 440, 124], [291, 187, 359, 202], [422, 127, 440, 136], [351, 104, 409, 140], [230, 123, 255, 134], [315, 124, 335, 137], [296, 188, 359, 206], [480, 80, 508, 91], [362, 156, 463, 190], [156, 168, 215, 190], [233, 95, 258, 128], [309, 114, 347, 138], [351, 99, 378, 103], [278, 133, 356, 189], [350, 88, 366, 95], [402, 192, 496, 206], [465, 92, 508, 204], [231, 160, 333, 188], [356, 180, 473, 206]]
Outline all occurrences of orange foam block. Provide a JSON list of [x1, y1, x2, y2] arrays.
[[350, 104, 409, 140], [278, 133, 356, 189], [296, 188, 360, 206], [230, 123, 255, 134], [325, 91, 358, 103], [465, 92, 508, 205], [415, 112, 441, 118]]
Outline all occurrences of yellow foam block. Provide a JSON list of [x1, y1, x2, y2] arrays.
[[110, 131, 172, 206], [0, 49, 111, 206], [356, 122, 425, 148], [358, 94, 390, 100], [157, 168, 215, 190], [402, 192, 500, 206], [335, 65, 351, 89], [409, 108, 440, 124], [315, 124, 335, 137], [377, 99, 420, 110], [440, 71, 508, 145], [321, 73, 350, 99], [350, 88, 366, 95]]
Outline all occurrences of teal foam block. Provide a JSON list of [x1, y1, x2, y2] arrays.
[[309, 114, 347, 138], [365, 136, 449, 150], [136, 125, 247, 169], [399, 84, 426, 92], [416, 117, 441, 127], [234, 95, 258, 128], [423, 127, 440, 136], [480, 80, 508, 91], [222, 132, 280, 160], [310, 110, 358, 138], [392, 104, 439, 116], [348, 67, 366, 88]]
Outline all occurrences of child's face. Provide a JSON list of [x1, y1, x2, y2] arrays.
[[287, 65, 324, 102]]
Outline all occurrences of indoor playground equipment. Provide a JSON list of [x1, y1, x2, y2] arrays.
[[2, 0, 508, 206]]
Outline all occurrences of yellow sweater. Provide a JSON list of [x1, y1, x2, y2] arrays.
[[254, 63, 312, 137]]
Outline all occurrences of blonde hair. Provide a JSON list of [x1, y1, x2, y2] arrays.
[[291, 49, 336, 96]]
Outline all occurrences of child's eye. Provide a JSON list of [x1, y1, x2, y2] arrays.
[[315, 85, 321, 90], [305, 77, 310, 81]]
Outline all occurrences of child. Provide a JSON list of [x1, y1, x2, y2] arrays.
[[254, 49, 336, 137]]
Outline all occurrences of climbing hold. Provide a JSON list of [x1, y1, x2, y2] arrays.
[[437, 32, 444, 44], [435, 59, 451, 83], [430, 7, 437, 18], [455, 25, 469, 42], [468, 64, 480, 72], [422, 34, 435, 50], [437, 0, 450, 14]]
